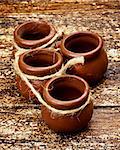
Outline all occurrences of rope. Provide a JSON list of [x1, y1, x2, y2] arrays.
[[14, 31, 92, 115], [14, 30, 63, 52]]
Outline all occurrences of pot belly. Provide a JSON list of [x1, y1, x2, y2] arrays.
[[41, 100, 93, 133], [67, 49, 108, 85]]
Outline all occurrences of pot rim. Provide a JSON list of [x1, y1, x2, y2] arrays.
[[14, 21, 56, 48], [61, 32, 103, 59], [19, 48, 63, 76], [43, 75, 89, 110]]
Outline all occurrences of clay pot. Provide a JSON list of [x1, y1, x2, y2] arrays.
[[16, 48, 63, 103], [14, 21, 56, 49], [41, 75, 93, 133], [60, 32, 108, 85]]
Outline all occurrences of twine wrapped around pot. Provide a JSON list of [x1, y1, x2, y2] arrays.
[[13, 31, 92, 115]]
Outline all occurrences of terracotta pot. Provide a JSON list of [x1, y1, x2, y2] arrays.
[[41, 75, 93, 133], [16, 48, 63, 103], [60, 32, 108, 85], [14, 21, 56, 49]]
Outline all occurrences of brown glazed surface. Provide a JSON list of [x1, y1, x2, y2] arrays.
[[14, 21, 56, 49], [41, 75, 93, 133], [60, 32, 108, 85], [16, 48, 63, 103]]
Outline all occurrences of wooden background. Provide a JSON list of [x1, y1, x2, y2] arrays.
[[0, 0, 120, 149]]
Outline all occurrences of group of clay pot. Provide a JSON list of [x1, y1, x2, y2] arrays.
[[13, 20, 108, 133]]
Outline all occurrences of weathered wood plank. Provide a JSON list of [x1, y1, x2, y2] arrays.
[[0, 2, 119, 150], [0, 0, 119, 15], [0, 107, 120, 149], [1, 0, 118, 2]]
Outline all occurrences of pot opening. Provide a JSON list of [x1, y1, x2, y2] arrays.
[[23, 51, 58, 67], [19, 22, 50, 40], [48, 76, 86, 101], [65, 33, 99, 53]]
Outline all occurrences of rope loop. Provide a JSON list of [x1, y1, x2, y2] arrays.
[[13, 31, 92, 115]]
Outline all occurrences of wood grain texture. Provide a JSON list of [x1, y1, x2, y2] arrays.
[[0, 107, 120, 149], [0, 1, 120, 149], [0, 0, 119, 15]]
